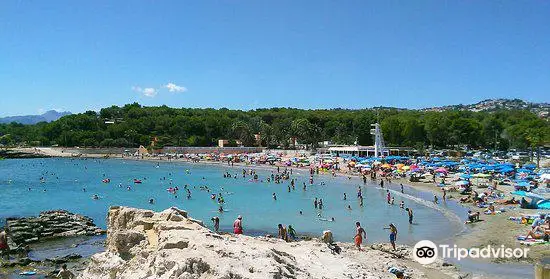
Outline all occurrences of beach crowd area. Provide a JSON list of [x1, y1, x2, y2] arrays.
[[0, 146, 547, 278]]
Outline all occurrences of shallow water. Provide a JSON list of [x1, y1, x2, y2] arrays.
[[0, 158, 464, 243]]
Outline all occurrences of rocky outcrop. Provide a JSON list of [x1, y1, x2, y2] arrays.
[[6, 210, 105, 245], [78, 206, 462, 279]]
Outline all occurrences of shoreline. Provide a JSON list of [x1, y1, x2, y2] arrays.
[[5, 147, 547, 278]]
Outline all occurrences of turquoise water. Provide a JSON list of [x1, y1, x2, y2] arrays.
[[0, 158, 464, 243]]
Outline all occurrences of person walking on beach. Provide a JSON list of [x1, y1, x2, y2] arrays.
[[400, 184, 404, 193], [406, 208, 413, 224], [354, 222, 367, 251], [211, 216, 220, 233], [233, 215, 243, 234], [0, 227, 9, 260], [384, 223, 398, 250], [56, 264, 75, 279], [442, 188, 447, 201]]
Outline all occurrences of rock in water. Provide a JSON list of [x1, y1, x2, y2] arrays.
[[6, 210, 106, 245]]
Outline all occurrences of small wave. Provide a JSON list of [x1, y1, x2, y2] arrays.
[[377, 187, 466, 232]]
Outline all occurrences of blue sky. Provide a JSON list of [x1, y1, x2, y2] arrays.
[[0, 1, 549, 116]]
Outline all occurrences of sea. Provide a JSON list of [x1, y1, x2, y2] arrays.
[[0, 158, 467, 243], [0, 158, 535, 279]]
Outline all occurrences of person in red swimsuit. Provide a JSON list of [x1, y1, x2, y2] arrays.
[[233, 215, 243, 234]]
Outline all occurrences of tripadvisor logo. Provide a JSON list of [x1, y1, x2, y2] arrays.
[[413, 240, 529, 264]]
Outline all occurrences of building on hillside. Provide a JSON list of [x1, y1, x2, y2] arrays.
[[218, 139, 243, 147], [137, 145, 149, 155], [218, 139, 229, 147]]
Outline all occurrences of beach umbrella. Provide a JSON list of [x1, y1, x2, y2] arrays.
[[455, 180, 469, 186], [381, 163, 392, 168], [516, 168, 533, 174], [525, 192, 545, 200], [459, 173, 472, 179], [402, 166, 411, 170], [435, 167, 448, 173], [523, 163, 536, 170], [472, 173, 490, 178], [514, 181, 531, 187]]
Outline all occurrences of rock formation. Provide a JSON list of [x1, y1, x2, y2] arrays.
[[79, 206, 462, 279], [6, 210, 105, 245]]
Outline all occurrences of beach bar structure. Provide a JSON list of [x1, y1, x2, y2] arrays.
[[328, 146, 389, 157], [327, 146, 417, 157]]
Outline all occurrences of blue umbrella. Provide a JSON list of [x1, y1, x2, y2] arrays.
[[459, 173, 472, 179], [516, 168, 533, 173], [523, 164, 536, 170], [515, 181, 531, 187]]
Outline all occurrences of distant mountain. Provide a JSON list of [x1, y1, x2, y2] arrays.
[[420, 99, 549, 118], [0, 110, 72, 124]]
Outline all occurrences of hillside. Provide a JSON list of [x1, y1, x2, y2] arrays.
[[421, 99, 549, 118], [0, 110, 71, 124]]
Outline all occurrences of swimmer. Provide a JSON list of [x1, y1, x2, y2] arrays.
[[149, 198, 154, 204], [92, 194, 99, 200], [272, 193, 277, 200], [399, 201, 404, 209], [405, 208, 413, 224]]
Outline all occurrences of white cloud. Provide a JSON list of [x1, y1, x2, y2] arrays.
[[132, 82, 186, 97], [164, 82, 187, 93], [142, 88, 157, 97], [132, 86, 158, 97]]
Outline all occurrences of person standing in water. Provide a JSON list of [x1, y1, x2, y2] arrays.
[[277, 224, 288, 242], [406, 208, 413, 224], [288, 225, 297, 240], [211, 216, 220, 233], [433, 194, 439, 204], [233, 215, 243, 234], [400, 184, 404, 193], [314, 198, 318, 209], [384, 223, 398, 250], [386, 190, 391, 204], [354, 222, 367, 251]]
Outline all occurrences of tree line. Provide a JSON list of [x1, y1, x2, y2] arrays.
[[0, 103, 548, 151]]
